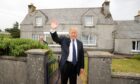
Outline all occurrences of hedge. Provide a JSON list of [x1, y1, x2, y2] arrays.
[[0, 38, 50, 57], [0, 33, 11, 39]]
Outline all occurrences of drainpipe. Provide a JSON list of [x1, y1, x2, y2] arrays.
[[112, 30, 116, 54]]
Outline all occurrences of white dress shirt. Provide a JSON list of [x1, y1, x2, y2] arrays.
[[67, 39, 78, 62]]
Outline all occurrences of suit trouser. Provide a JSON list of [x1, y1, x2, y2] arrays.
[[61, 61, 77, 84]]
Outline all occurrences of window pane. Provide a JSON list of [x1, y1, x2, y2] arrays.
[[35, 17, 42, 26], [81, 33, 96, 45], [132, 41, 135, 50], [138, 41, 140, 50], [89, 35, 96, 44], [46, 34, 53, 44], [84, 16, 93, 26], [81, 34, 88, 44]]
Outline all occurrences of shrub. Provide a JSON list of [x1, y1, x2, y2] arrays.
[[0, 33, 11, 39], [0, 38, 49, 57]]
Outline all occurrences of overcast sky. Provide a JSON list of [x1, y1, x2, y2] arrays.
[[0, 0, 140, 31]]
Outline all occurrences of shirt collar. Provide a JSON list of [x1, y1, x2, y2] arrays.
[[71, 39, 76, 42]]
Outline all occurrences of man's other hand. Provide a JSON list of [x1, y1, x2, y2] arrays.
[[80, 68, 85, 75]]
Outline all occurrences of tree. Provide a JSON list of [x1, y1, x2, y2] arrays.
[[5, 22, 20, 38], [0, 29, 1, 32]]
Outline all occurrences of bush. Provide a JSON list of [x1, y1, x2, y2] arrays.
[[0, 38, 11, 55], [0, 38, 49, 57], [0, 33, 11, 39]]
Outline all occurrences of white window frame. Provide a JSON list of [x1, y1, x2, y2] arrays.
[[35, 16, 43, 27], [44, 32, 69, 46], [81, 34, 96, 46], [131, 40, 140, 52], [84, 16, 94, 27]]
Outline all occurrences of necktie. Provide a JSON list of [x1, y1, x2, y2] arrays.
[[72, 40, 76, 65]]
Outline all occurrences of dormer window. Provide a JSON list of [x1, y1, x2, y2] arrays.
[[35, 16, 43, 27], [84, 16, 94, 27]]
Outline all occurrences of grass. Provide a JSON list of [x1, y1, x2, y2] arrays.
[[112, 59, 140, 73], [112, 55, 140, 74], [83, 54, 140, 74]]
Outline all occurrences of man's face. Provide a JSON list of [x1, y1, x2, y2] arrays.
[[69, 28, 78, 40]]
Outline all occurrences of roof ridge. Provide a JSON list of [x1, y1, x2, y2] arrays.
[[38, 7, 101, 10]]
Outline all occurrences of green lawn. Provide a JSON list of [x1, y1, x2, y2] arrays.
[[84, 55, 140, 74], [112, 58, 140, 74]]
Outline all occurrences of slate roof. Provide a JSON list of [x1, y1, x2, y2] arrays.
[[21, 7, 114, 25], [115, 20, 140, 39]]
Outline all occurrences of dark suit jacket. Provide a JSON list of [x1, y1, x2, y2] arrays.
[[50, 31, 84, 75]]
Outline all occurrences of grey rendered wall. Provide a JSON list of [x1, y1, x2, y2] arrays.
[[20, 25, 33, 39], [20, 11, 47, 39], [96, 25, 115, 50], [0, 57, 27, 84], [114, 39, 133, 54]]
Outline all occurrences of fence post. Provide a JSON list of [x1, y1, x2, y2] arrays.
[[87, 51, 112, 84], [25, 49, 49, 84]]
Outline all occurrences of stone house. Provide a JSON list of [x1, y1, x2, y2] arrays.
[[20, 0, 140, 55], [114, 13, 140, 54]]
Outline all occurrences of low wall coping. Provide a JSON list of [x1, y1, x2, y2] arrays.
[[87, 51, 113, 58], [25, 49, 49, 55], [112, 72, 140, 80], [0, 56, 27, 62]]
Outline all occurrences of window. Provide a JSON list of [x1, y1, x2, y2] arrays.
[[132, 41, 140, 51], [35, 17, 43, 27], [32, 34, 40, 40], [44, 32, 69, 46], [84, 16, 94, 27], [81, 33, 96, 46]]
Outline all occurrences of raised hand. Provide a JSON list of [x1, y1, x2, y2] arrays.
[[51, 19, 59, 29]]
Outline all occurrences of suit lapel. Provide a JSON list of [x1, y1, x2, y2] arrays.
[[68, 38, 70, 47], [76, 39, 79, 58], [67, 38, 70, 55]]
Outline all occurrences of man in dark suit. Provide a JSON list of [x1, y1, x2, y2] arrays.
[[50, 20, 84, 84]]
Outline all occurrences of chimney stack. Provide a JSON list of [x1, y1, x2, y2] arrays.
[[138, 10, 140, 16], [101, 0, 111, 18], [28, 3, 36, 14], [135, 10, 140, 22]]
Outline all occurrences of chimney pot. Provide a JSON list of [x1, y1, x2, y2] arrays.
[[135, 10, 140, 22], [28, 4, 36, 14], [101, 0, 111, 18], [138, 10, 140, 16]]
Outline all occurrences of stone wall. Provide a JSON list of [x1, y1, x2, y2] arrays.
[[0, 49, 140, 84], [0, 56, 27, 84], [112, 73, 140, 84], [0, 49, 59, 84], [0, 49, 50, 84]]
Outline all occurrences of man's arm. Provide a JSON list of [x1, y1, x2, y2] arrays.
[[81, 42, 84, 68], [50, 31, 61, 44], [50, 20, 62, 44], [80, 42, 85, 75]]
